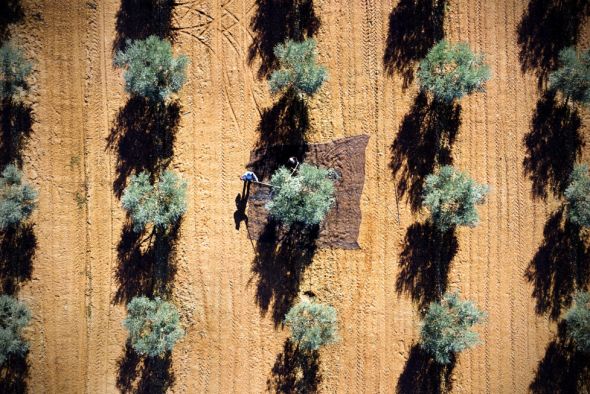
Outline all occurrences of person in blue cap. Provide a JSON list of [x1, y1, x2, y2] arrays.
[[240, 171, 259, 183]]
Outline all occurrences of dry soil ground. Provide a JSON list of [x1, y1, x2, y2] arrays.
[[3, 0, 590, 392]]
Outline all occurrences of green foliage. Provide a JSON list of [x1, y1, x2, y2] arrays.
[[565, 292, 590, 353], [565, 164, 590, 227], [0, 42, 32, 101], [267, 163, 337, 227], [284, 298, 338, 352], [420, 292, 486, 364], [123, 296, 184, 357], [0, 295, 31, 366], [121, 170, 187, 233], [114, 35, 188, 101], [0, 164, 37, 230], [418, 40, 491, 102], [549, 47, 590, 106], [269, 39, 328, 98], [423, 165, 489, 232]]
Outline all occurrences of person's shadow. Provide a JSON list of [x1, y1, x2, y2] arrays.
[[234, 181, 251, 230]]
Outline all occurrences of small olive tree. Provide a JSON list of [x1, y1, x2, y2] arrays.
[[549, 47, 590, 107], [123, 296, 184, 357], [0, 164, 37, 230], [0, 295, 31, 366], [420, 292, 486, 364], [284, 298, 338, 352], [0, 42, 32, 101], [114, 35, 188, 101], [121, 170, 187, 233], [565, 292, 590, 353], [565, 164, 590, 227], [418, 40, 491, 102], [423, 165, 489, 232], [269, 39, 328, 98], [266, 163, 337, 227]]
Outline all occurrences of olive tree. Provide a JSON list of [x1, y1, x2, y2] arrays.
[[121, 170, 187, 233], [269, 39, 328, 98], [0, 295, 31, 366], [0, 42, 32, 101], [284, 298, 338, 352], [565, 164, 590, 227], [0, 164, 37, 230], [549, 47, 590, 107], [418, 40, 491, 102], [114, 35, 188, 101], [420, 292, 486, 364], [266, 163, 337, 227], [565, 292, 590, 353], [123, 296, 184, 357], [423, 165, 489, 232]]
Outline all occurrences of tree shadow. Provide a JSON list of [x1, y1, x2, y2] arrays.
[[248, 93, 310, 181], [248, 0, 320, 79], [523, 91, 583, 200], [250, 221, 318, 326], [517, 0, 590, 85], [0, 0, 24, 41], [107, 97, 180, 198], [113, 0, 176, 53], [525, 207, 590, 320], [396, 221, 458, 312], [0, 224, 36, 295], [390, 92, 461, 212], [0, 352, 29, 394], [116, 341, 175, 394], [267, 339, 321, 393], [113, 221, 180, 304], [397, 344, 455, 394], [0, 99, 34, 168], [529, 322, 590, 394], [383, 0, 446, 88]]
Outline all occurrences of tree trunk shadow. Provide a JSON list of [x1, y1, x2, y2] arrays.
[[1, 99, 34, 169], [0, 224, 36, 295], [116, 341, 175, 394], [0, 0, 24, 41], [267, 339, 321, 393], [248, 0, 320, 79], [113, 0, 176, 53], [390, 92, 461, 212], [383, 0, 447, 88], [525, 207, 590, 320], [523, 91, 583, 200], [250, 221, 318, 327], [397, 344, 455, 394], [396, 221, 458, 312], [529, 322, 590, 393], [517, 0, 590, 86], [107, 97, 180, 198], [113, 221, 181, 305]]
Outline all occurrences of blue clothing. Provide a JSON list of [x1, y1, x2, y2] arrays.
[[241, 171, 258, 182]]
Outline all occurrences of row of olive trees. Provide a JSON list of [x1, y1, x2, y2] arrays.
[[414, 43, 590, 364], [265, 36, 340, 352], [113, 36, 189, 358], [0, 40, 36, 368], [411, 40, 491, 365], [547, 47, 590, 354]]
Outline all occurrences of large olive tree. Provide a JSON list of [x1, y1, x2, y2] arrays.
[[266, 163, 337, 227], [418, 40, 491, 102]]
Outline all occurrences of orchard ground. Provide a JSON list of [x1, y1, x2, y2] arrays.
[[5, 0, 590, 392]]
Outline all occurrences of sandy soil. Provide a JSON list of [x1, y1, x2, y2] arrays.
[[4, 0, 589, 392]]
